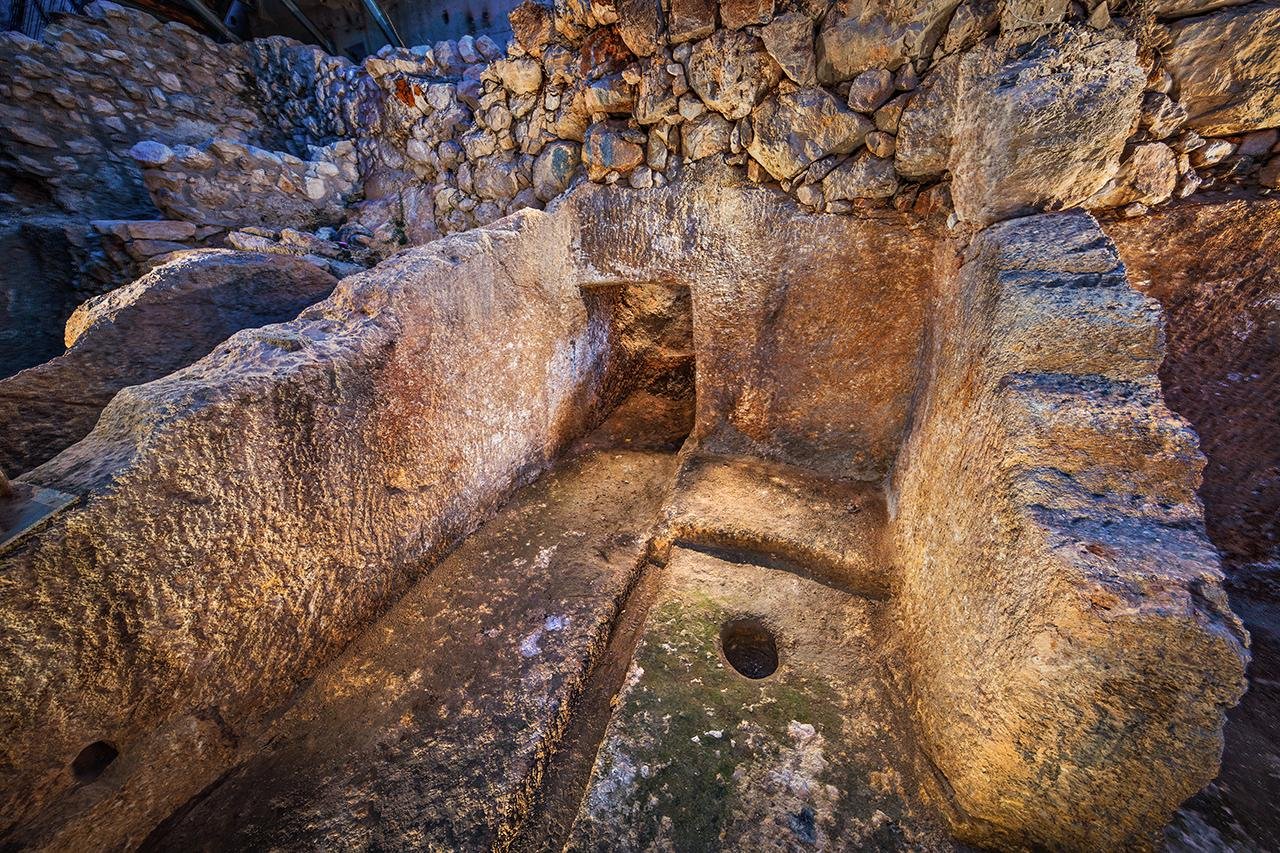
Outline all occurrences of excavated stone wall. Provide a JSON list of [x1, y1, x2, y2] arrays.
[[0, 175, 1253, 850], [0, 0, 1271, 848], [7, 0, 1275, 249], [888, 210, 1249, 849], [0, 207, 615, 850], [1, 6, 268, 218], [1104, 197, 1280, 850]]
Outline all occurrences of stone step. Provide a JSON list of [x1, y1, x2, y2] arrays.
[[653, 452, 890, 597]]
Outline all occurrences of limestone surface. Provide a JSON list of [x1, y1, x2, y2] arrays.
[[0, 250, 336, 477], [889, 210, 1249, 849]]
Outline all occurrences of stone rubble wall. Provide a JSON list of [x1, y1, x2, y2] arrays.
[[0, 4, 269, 218], [4, 0, 1278, 262], [130, 137, 360, 231], [888, 210, 1249, 849], [252, 0, 1280, 237]]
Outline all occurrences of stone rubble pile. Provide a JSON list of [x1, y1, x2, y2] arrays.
[[128, 137, 360, 231], [0, 2, 305, 218]]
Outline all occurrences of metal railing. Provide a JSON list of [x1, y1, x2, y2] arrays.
[[3, 0, 90, 38]]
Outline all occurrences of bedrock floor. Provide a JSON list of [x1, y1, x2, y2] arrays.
[[139, 420, 956, 850]]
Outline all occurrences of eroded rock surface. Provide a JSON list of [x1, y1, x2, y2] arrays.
[[0, 250, 336, 477], [890, 210, 1248, 849], [143, 447, 677, 851], [570, 548, 956, 850]]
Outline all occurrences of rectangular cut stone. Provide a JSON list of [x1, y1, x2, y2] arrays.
[[668, 0, 717, 43]]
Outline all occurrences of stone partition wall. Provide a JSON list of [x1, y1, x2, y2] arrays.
[[1103, 197, 1280, 849], [0, 208, 614, 849], [888, 211, 1249, 848]]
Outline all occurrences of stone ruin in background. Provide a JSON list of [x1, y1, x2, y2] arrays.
[[0, 0, 1278, 849]]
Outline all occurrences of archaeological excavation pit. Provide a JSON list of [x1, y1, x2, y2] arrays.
[[1, 1, 1277, 851]]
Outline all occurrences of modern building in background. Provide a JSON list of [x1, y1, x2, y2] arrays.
[[2, 0, 519, 57]]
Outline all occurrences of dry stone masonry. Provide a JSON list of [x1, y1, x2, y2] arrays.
[[0, 0, 1278, 850], [4, 0, 1279, 259]]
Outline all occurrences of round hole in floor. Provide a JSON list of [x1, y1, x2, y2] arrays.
[[71, 740, 118, 783], [720, 617, 779, 679]]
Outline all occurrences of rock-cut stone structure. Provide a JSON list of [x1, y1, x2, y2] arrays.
[[0, 0, 1277, 850]]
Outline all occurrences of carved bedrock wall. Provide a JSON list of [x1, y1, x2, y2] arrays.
[[0, 177, 1249, 850]]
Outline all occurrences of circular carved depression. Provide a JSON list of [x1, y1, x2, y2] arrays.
[[71, 740, 118, 783], [720, 617, 779, 679]]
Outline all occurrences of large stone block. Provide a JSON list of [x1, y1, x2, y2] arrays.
[[746, 87, 873, 179], [685, 29, 783, 120], [897, 31, 1144, 225], [890, 210, 1248, 850], [0, 250, 336, 478], [0, 210, 614, 848], [1164, 1, 1280, 136]]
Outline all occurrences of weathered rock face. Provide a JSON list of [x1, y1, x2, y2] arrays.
[[0, 4, 337, 219], [1164, 2, 1280, 136], [1103, 197, 1280, 853], [898, 32, 1145, 225], [684, 29, 783, 120], [815, 0, 960, 83], [761, 12, 817, 85], [142, 448, 680, 851], [889, 210, 1248, 849], [0, 250, 337, 478], [0, 209, 615, 849]]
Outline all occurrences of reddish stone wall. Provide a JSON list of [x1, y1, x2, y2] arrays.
[[1105, 196, 1280, 566]]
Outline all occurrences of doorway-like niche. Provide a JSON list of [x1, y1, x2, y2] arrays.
[[582, 281, 695, 452]]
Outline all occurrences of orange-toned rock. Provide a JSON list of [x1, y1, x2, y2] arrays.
[[890, 210, 1248, 850]]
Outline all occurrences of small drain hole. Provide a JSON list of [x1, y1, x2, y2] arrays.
[[71, 740, 118, 783], [721, 617, 778, 679]]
